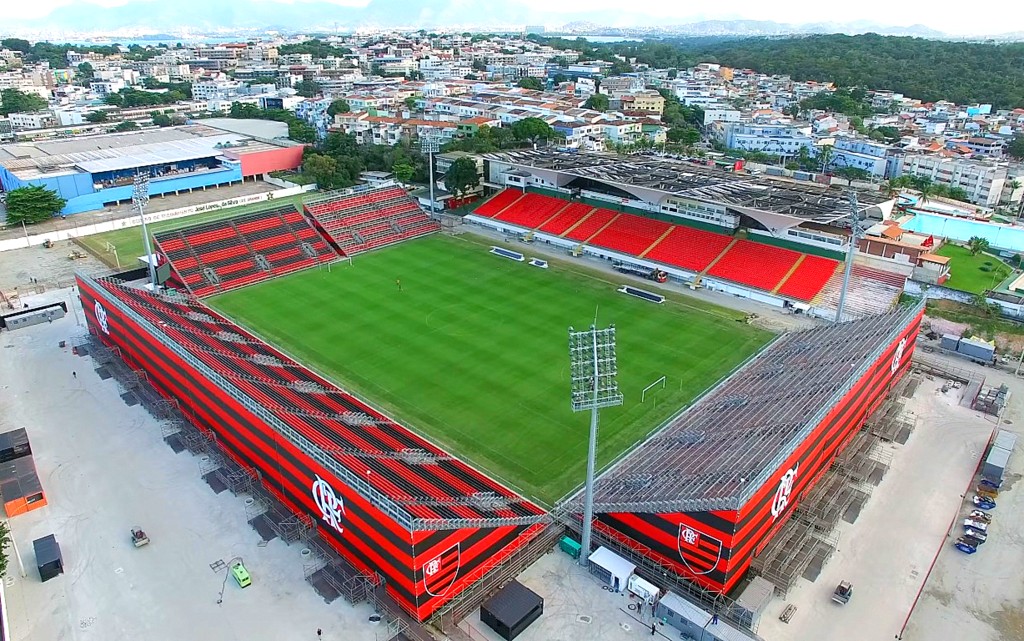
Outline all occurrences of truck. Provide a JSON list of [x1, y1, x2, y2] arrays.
[[832, 581, 853, 605]]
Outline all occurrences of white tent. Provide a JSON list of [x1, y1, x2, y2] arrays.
[[588, 546, 635, 591]]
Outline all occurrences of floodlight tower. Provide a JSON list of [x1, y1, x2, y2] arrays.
[[132, 173, 157, 288], [835, 189, 860, 323], [420, 135, 440, 215], [568, 323, 623, 567]]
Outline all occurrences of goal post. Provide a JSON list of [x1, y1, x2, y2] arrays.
[[641, 375, 666, 404]]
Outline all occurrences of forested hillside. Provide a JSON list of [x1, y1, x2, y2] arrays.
[[536, 34, 1024, 109]]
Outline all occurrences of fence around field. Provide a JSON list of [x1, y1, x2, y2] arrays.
[[0, 185, 316, 253]]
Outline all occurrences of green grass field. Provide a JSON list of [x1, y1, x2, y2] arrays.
[[209, 235, 772, 503], [76, 194, 307, 268], [935, 244, 1013, 294]]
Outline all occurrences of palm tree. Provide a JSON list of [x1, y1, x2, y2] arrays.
[[914, 177, 935, 208], [817, 145, 835, 174], [1009, 178, 1023, 220]]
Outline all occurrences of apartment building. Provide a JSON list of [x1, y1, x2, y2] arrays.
[[830, 138, 902, 178], [721, 123, 813, 156], [900, 154, 1008, 207]]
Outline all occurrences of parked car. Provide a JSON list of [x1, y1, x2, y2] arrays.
[[980, 478, 1002, 490], [969, 510, 993, 524], [973, 495, 997, 510], [963, 529, 987, 544], [954, 539, 978, 554], [963, 519, 989, 533]]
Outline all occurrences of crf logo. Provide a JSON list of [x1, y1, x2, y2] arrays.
[[891, 337, 908, 375], [95, 301, 109, 335], [771, 464, 798, 520], [425, 558, 441, 576], [311, 475, 344, 534], [680, 527, 699, 547]]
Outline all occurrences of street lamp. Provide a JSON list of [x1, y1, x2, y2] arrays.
[[132, 174, 157, 289]]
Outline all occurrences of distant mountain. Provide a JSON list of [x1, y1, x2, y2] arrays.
[[556, 20, 947, 39], [0, 0, 1004, 40]]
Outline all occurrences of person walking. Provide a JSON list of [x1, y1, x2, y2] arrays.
[[650, 622, 656, 635], [396, 278, 402, 291], [316, 629, 322, 639], [72, 371, 77, 379]]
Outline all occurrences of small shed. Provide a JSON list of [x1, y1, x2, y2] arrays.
[[588, 546, 635, 591], [993, 429, 1017, 453], [33, 534, 63, 582], [0, 456, 46, 517], [729, 575, 774, 630], [655, 591, 751, 641], [983, 446, 1010, 482], [480, 580, 544, 641], [0, 428, 32, 464]]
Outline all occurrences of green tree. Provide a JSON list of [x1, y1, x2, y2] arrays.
[[151, 113, 172, 127], [113, 120, 140, 132], [403, 96, 418, 111], [444, 157, 480, 199], [817, 145, 835, 173], [584, 94, 609, 111], [833, 167, 871, 184], [76, 62, 94, 82], [303, 153, 341, 189], [295, 80, 321, 98], [84, 111, 108, 123], [1007, 136, 1024, 161], [277, 39, 351, 59], [511, 117, 554, 144], [5, 185, 67, 224], [0, 88, 47, 116], [667, 125, 701, 145], [518, 77, 543, 90], [552, 73, 569, 85], [609, 59, 633, 75], [327, 99, 351, 116], [967, 236, 991, 255], [392, 161, 415, 184]]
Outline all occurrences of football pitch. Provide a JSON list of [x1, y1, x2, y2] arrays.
[[209, 235, 772, 503]]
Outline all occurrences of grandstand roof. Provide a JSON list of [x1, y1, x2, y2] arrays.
[[0, 123, 291, 180], [485, 150, 890, 226], [87, 275, 545, 531], [589, 305, 921, 513]]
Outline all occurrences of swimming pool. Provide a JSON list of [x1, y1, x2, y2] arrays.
[[900, 212, 1024, 252]]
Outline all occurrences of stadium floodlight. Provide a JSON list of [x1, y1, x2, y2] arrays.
[[835, 190, 860, 323], [132, 173, 157, 288], [420, 135, 440, 215], [569, 323, 623, 567]]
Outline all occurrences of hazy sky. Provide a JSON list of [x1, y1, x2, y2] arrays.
[[7, 0, 1024, 36]]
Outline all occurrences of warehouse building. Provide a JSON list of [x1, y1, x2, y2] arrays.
[[0, 123, 304, 214]]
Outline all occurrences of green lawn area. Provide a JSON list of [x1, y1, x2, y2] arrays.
[[935, 244, 1013, 294], [208, 234, 772, 503], [76, 194, 306, 268]]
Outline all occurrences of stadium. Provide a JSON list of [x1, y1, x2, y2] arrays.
[[75, 155, 923, 632]]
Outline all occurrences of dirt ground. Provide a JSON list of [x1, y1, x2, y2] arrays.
[[0, 241, 107, 294]]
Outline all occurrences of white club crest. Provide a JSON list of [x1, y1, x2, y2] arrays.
[[770, 464, 798, 520], [425, 558, 440, 576], [890, 337, 908, 375], [311, 475, 344, 534], [680, 527, 699, 547], [95, 301, 110, 335]]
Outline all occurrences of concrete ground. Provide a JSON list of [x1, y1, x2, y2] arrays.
[[901, 355, 1024, 641], [756, 373, 996, 641], [0, 290, 388, 641], [458, 551, 671, 641], [0, 243, 107, 292], [0, 180, 275, 242]]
